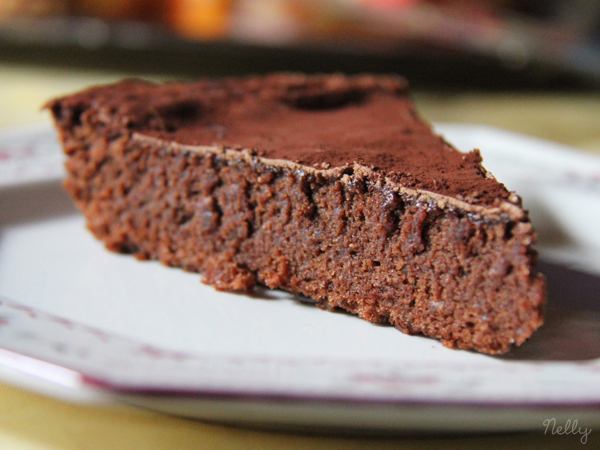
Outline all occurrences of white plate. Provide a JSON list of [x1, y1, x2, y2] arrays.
[[0, 123, 599, 433]]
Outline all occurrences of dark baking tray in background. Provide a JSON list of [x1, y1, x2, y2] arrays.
[[0, 13, 598, 91]]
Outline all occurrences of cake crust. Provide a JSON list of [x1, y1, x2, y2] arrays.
[[47, 74, 545, 354]]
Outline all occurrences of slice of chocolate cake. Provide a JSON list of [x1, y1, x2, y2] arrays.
[[46, 74, 545, 354]]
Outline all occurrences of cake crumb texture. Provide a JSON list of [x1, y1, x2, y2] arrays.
[[47, 74, 545, 354]]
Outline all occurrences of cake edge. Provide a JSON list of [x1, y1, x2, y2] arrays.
[[134, 132, 528, 223]]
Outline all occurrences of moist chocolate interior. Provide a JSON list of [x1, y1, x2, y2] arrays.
[[51, 74, 510, 207], [46, 74, 545, 354]]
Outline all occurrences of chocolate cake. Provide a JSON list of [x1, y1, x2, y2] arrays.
[[46, 74, 545, 354]]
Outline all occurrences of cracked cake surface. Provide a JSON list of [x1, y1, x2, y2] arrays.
[[47, 73, 545, 354]]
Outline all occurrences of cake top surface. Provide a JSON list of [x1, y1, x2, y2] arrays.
[[49, 73, 511, 206]]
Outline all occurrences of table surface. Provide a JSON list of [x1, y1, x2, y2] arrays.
[[1, 61, 599, 450]]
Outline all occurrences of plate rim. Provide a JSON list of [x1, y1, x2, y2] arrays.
[[1, 122, 600, 431]]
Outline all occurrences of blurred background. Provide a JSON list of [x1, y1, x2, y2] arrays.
[[0, 0, 599, 149], [0, 0, 599, 86]]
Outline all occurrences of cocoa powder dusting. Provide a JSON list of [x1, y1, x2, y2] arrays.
[[48, 74, 510, 206]]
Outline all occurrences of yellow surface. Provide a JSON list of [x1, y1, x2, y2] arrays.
[[1, 62, 599, 449], [1, 383, 597, 450], [0, 63, 172, 129], [415, 92, 600, 154]]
